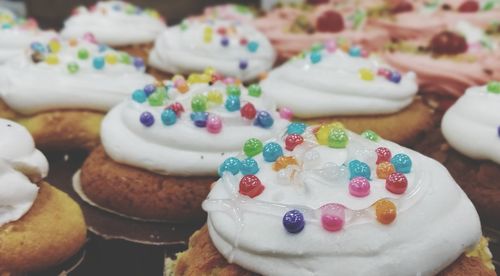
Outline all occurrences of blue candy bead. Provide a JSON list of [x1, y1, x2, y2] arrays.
[[348, 160, 371, 180], [93, 56, 105, 70], [287, 122, 306, 135], [391, 153, 412, 173], [240, 158, 259, 175], [98, 44, 108, 52], [132, 89, 147, 103], [133, 57, 145, 69], [140, 111, 154, 127], [221, 37, 229, 47], [218, 157, 241, 176], [239, 59, 248, 70], [349, 46, 362, 57], [310, 52, 321, 64], [283, 210, 305, 234], [247, 41, 259, 53], [255, 111, 274, 129], [225, 95, 240, 112], [30, 42, 46, 53], [263, 142, 283, 162], [161, 109, 177, 126], [389, 71, 401, 83], [190, 112, 208, 127], [143, 84, 156, 96]]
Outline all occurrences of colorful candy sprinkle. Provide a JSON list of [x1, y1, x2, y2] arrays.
[[386, 172, 408, 194], [248, 84, 262, 97], [239, 175, 265, 198], [207, 90, 223, 104], [161, 109, 177, 126], [239, 59, 248, 70], [287, 122, 306, 135], [283, 210, 305, 234], [140, 111, 155, 127], [132, 89, 147, 103], [391, 153, 412, 173], [93, 56, 105, 69], [240, 158, 259, 175], [375, 147, 392, 164], [349, 177, 371, 197], [45, 54, 59, 65], [240, 103, 257, 120], [348, 160, 371, 180], [226, 85, 241, 96], [191, 94, 208, 112], [388, 71, 401, 83], [247, 41, 259, 53], [225, 95, 240, 112], [244, 138, 263, 157], [376, 162, 395, 179], [487, 81, 500, 94], [206, 114, 222, 134], [263, 142, 283, 162], [143, 84, 156, 96], [105, 53, 118, 64], [328, 127, 348, 148], [348, 46, 362, 57], [77, 48, 89, 60], [168, 102, 184, 116], [285, 134, 304, 151], [190, 112, 209, 127], [279, 107, 293, 120], [310, 51, 322, 64], [359, 68, 374, 81], [219, 157, 241, 175], [48, 40, 61, 53], [374, 199, 397, 225], [320, 203, 345, 232], [273, 156, 298, 171], [361, 129, 379, 141], [67, 62, 79, 74], [255, 111, 274, 128]]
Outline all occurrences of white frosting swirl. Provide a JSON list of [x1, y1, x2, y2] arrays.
[[61, 1, 166, 46], [148, 19, 276, 82], [0, 8, 56, 64], [101, 80, 288, 176], [0, 38, 155, 115], [260, 46, 418, 118], [0, 119, 48, 227], [204, 126, 481, 275], [442, 84, 500, 164]]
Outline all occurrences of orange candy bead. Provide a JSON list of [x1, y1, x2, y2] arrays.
[[376, 162, 395, 179], [177, 83, 189, 93], [375, 199, 397, 225], [273, 156, 298, 171]]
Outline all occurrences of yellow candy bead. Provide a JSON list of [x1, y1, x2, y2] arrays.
[[105, 53, 118, 64], [200, 73, 212, 83], [376, 162, 395, 179], [204, 67, 216, 75], [315, 122, 344, 145], [45, 54, 59, 65], [48, 40, 61, 53], [375, 199, 397, 225], [187, 73, 202, 84], [359, 68, 374, 81], [207, 90, 223, 105], [273, 156, 298, 171]]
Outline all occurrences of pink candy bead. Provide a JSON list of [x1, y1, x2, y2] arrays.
[[361, 49, 370, 58], [348, 177, 370, 197], [325, 40, 337, 53], [320, 203, 345, 232], [279, 107, 293, 120], [207, 114, 222, 134], [83, 32, 97, 44], [223, 77, 236, 85]]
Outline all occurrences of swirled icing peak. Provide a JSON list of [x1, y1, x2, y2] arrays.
[[101, 70, 289, 176], [148, 19, 276, 82], [442, 82, 500, 164], [260, 41, 417, 118], [203, 122, 482, 275], [0, 119, 48, 227], [0, 36, 155, 115], [61, 1, 166, 46]]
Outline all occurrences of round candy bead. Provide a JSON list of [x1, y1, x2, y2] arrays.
[[239, 60, 248, 70], [132, 89, 147, 103], [359, 68, 374, 81], [143, 84, 156, 96], [206, 114, 222, 134], [119, 53, 131, 64], [83, 32, 97, 43], [207, 90, 223, 104], [361, 129, 379, 141], [247, 41, 259, 53], [285, 134, 304, 151], [287, 122, 306, 135], [168, 102, 184, 116], [240, 38, 248, 46], [190, 112, 209, 127], [226, 85, 241, 96], [391, 153, 412, 173], [177, 82, 189, 93], [93, 56, 105, 69], [375, 147, 392, 164], [218, 157, 241, 176], [324, 40, 337, 52], [348, 160, 371, 180], [221, 37, 229, 47], [133, 57, 145, 69], [487, 81, 500, 94], [98, 44, 108, 52], [191, 94, 208, 112], [283, 210, 305, 234], [263, 142, 283, 162], [320, 203, 345, 232], [67, 62, 79, 74], [240, 103, 257, 120], [375, 199, 397, 225], [248, 84, 262, 97], [77, 48, 89, 60], [44, 53, 59, 65], [388, 71, 401, 83], [349, 46, 362, 57], [161, 109, 177, 126], [377, 68, 391, 78], [140, 111, 155, 127], [48, 40, 61, 53], [225, 95, 240, 112], [376, 162, 395, 179], [240, 158, 259, 175], [279, 107, 293, 120], [30, 42, 46, 53], [239, 175, 265, 198], [255, 111, 274, 128], [105, 53, 118, 64], [244, 138, 263, 157], [328, 127, 348, 148], [348, 176, 370, 197], [273, 156, 298, 171], [148, 92, 165, 106], [386, 172, 408, 194], [458, 0, 479, 12], [310, 52, 322, 64]]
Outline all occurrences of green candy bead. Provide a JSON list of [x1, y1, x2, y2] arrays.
[[310, 43, 323, 52], [328, 127, 348, 148], [119, 53, 132, 64], [67, 62, 79, 74], [487, 81, 500, 94], [243, 138, 263, 157], [191, 94, 208, 112], [361, 130, 380, 142], [248, 84, 261, 97], [77, 48, 89, 60], [226, 85, 241, 96], [148, 92, 165, 106]]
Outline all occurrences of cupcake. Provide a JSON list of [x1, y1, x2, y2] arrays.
[[253, 2, 389, 61], [0, 119, 86, 274], [74, 71, 289, 222], [148, 19, 276, 82], [383, 21, 500, 108], [61, 1, 166, 61], [0, 7, 56, 64], [439, 82, 500, 223], [0, 36, 155, 150], [260, 41, 433, 145], [169, 122, 495, 275]]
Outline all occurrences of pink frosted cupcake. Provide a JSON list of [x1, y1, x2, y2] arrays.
[[254, 3, 389, 61]]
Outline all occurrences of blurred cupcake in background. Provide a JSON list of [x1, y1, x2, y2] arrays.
[[61, 1, 166, 62]]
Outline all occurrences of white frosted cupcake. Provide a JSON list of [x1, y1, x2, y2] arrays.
[[148, 19, 276, 82], [0, 36, 155, 150], [260, 41, 433, 145]]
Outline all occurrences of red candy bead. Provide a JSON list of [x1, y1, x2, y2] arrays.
[[239, 175, 265, 198], [375, 147, 392, 164], [240, 38, 248, 46], [217, 27, 227, 35], [386, 172, 408, 194], [168, 102, 184, 117], [391, 1, 413, 13], [285, 134, 304, 151], [377, 68, 391, 78], [315, 10, 344, 33], [240, 102, 257, 120], [458, 1, 479, 12]]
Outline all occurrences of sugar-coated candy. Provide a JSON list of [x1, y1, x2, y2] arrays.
[[226, 85, 241, 96], [248, 84, 262, 97], [263, 142, 283, 162], [206, 114, 222, 134], [320, 203, 345, 232], [225, 95, 240, 112], [132, 89, 147, 103], [283, 210, 305, 234], [287, 122, 306, 135], [328, 127, 348, 148], [348, 160, 371, 180], [240, 103, 257, 120], [391, 153, 412, 173], [376, 162, 395, 179], [244, 138, 263, 157], [67, 62, 79, 74], [273, 156, 298, 171], [285, 134, 304, 151], [161, 109, 177, 126], [239, 175, 265, 198], [191, 94, 208, 112], [375, 147, 392, 164], [190, 112, 209, 127], [255, 111, 274, 128], [375, 199, 397, 225], [218, 157, 241, 176], [93, 56, 105, 69], [349, 176, 370, 197], [139, 111, 154, 127], [386, 172, 408, 194], [279, 107, 293, 120], [240, 158, 259, 175], [361, 129, 379, 141]]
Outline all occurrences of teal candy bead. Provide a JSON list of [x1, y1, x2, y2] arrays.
[[161, 109, 177, 126], [218, 157, 241, 176], [287, 122, 306, 135], [391, 153, 412, 173], [132, 89, 147, 103], [225, 95, 240, 112], [263, 142, 283, 162], [93, 56, 105, 69], [240, 158, 259, 175], [348, 160, 371, 180]]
